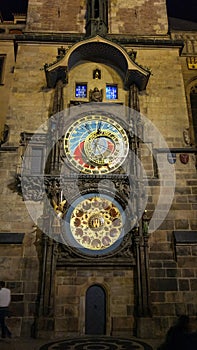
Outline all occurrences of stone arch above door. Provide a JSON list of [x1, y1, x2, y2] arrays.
[[45, 35, 150, 90]]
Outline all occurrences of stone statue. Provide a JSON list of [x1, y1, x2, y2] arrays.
[[183, 128, 191, 146], [89, 87, 103, 102]]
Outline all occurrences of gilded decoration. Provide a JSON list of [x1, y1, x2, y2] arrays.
[[187, 57, 197, 70], [64, 194, 125, 254], [70, 196, 122, 251]]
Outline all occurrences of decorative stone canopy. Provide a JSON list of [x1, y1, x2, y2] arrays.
[[45, 35, 150, 90]]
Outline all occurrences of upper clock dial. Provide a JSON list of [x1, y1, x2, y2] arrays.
[[64, 115, 129, 174]]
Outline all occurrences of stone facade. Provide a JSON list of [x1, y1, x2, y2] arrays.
[[26, 0, 168, 35], [0, 1, 196, 341]]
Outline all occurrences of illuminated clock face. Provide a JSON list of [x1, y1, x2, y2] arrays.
[[64, 194, 125, 255], [64, 114, 129, 174]]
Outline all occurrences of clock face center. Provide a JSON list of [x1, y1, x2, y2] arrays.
[[84, 130, 117, 165], [88, 213, 105, 230]]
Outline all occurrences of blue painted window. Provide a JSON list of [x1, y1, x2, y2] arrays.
[[75, 83, 87, 98], [106, 84, 118, 100]]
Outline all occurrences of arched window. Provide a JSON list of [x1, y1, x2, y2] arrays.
[[190, 84, 197, 146], [86, 0, 108, 36]]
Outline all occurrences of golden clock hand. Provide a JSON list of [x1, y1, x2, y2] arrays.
[[96, 143, 106, 155], [84, 123, 92, 133], [97, 121, 102, 134], [96, 141, 109, 153], [93, 138, 100, 153]]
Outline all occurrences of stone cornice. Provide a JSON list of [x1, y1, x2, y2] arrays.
[[11, 32, 184, 49]]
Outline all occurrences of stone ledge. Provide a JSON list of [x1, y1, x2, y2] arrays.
[[0, 233, 25, 244], [173, 231, 197, 244]]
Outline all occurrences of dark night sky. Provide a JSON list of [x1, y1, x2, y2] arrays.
[[0, 0, 196, 23], [0, 0, 28, 20]]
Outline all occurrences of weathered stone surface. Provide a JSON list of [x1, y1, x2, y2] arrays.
[[150, 268, 165, 278], [175, 220, 189, 229], [166, 269, 179, 278], [177, 257, 197, 267], [111, 316, 134, 331], [181, 269, 195, 277], [178, 279, 190, 291], [190, 279, 197, 291], [150, 278, 178, 291], [10, 302, 25, 317], [55, 317, 79, 332], [6, 317, 22, 337], [151, 292, 165, 302], [26, 0, 86, 33], [152, 303, 176, 316], [26, 0, 168, 35]]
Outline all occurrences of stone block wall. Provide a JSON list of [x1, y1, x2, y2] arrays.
[[26, 0, 86, 32], [146, 169, 197, 337], [111, 0, 168, 35], [137, 48, 189, 141], [0, 238, 40, 337], [6, 43, 60, 145], [0, 41, 15, 134], [0, 149, 40, 336], [55, 268, 135, 337], [26, 0, 168, 35]]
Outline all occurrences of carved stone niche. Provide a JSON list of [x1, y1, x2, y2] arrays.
[[44, 36, 150, 92]]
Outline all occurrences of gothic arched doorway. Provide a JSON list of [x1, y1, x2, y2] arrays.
[[85, 284, 106, 335]]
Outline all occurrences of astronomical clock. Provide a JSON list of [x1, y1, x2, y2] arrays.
[[34, 35, 151, 337], [64, 114, 129, 175], [54, 109, 134, 263]]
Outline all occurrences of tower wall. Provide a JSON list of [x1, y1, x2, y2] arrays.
[[26, 0, 168, 35]]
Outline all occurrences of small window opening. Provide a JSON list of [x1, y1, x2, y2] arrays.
[[75, 83, 87, 98], [106, 84, 118, 100]]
